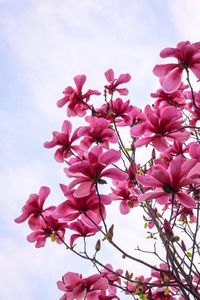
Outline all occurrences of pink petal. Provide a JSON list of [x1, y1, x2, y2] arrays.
[[115, 73, 131, 85], [138, 191, 166, 202], [105, 69, 114, 83], [153, 63, 178, 77], [39, 186, 50, 207], [190, 64, 200, 80], [101, 149, 121, 165], [160, 47, 180, 59], [62, 120, 72, 136], [162, 67, 183, 93], [74, 75, 86, 92], [177, 192, 196, 208], [73, 181, 93, 198], [102, 168, 128, 181]]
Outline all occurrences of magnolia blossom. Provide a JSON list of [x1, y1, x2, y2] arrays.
[[57, 272, 108, 300], [131, 105, 190, 152], [57, 74, 100, 116], [151, 82, 187, 109], [69, 219, 100, 247], [66, 145, 128, 198], [44, 120, 81, 162], [53, 186, 111, 226], [137, 155, 200, 208], [27, 212, 68, 248], [153, 41, 200, 92], [78, 116, 118, 149], [14, 186, 55, 229], [104, 69, 131, 95]]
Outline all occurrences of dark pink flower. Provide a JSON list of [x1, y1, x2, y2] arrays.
[[153, 41, 200, 92], [151, 82, 187, 109], [57, 75, 101, 116], [95, 98, 136, 127], [78, 116, 118, 149], [57, 272, 108, 300], [66, 145, 128, 198], [131, 105, 190, 152], [111, 181, 139, 214], [15, 186, 55, 229], [44, 120, 81, 162], [69, 219, 100, 246], [53, 187, 111, 226], [104, 69, 131, 95], [137, 155, 200, 208], [27, 212, 68, 248]]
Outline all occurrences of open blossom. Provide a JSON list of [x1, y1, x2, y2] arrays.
[[151, 82, 188, 109], [66, 145, 128, 198], [153, 41, 200, 92], [27, 211, 68, 248], [111, 181, 139, 214], [53, 186, 111, 226], [69, 219, 100, 247], [44, 120, 81, 162], [57, 74, 101, 116], [131, 105, 190, 152], [78, 116, 118, 149], [57, 272, 108, 300], [137, 155, 200, 208], [104, 69, 131, 95], [15, 186, 55, 229]]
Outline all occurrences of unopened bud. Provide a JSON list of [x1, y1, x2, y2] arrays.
[[95, 239, 101, 252]]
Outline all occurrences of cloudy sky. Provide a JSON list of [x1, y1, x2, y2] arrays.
[[1, 0, 200, 299]]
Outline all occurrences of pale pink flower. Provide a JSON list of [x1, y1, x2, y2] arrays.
[[137, 155, 200, 208], [44, 120, 81, 162], [57, 75, 101, 116], [153, 41, 200, 92], [104, 69, 131, 95]]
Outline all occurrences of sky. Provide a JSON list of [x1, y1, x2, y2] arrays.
[[1, 0, 200, 299]]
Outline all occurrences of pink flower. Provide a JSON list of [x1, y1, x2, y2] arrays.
[[151, 82, 187, 109], [57, 272, 108, 300], [78, 116, 118, 149], [137, 155, 200, 208], [27, 212, 68, 248], [53, 186, 111, 226], [57, 75, 101, 116], [131, 105, 190, 152], [69, 219, 100, 246], [15, 186, 54, 229], [111, 181, 139, 214], [66, 145, 128, 198], [104, 69, 131, 95], [153, 41, 200, 92], [44, 120, 81, 162]]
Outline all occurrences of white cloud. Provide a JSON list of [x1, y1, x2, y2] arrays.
[[169, 0, 200, 41]]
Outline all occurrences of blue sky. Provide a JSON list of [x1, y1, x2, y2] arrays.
[[1, 1, 200, 299]]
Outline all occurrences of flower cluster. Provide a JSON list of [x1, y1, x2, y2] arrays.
[[15, 42, 200, 299]]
